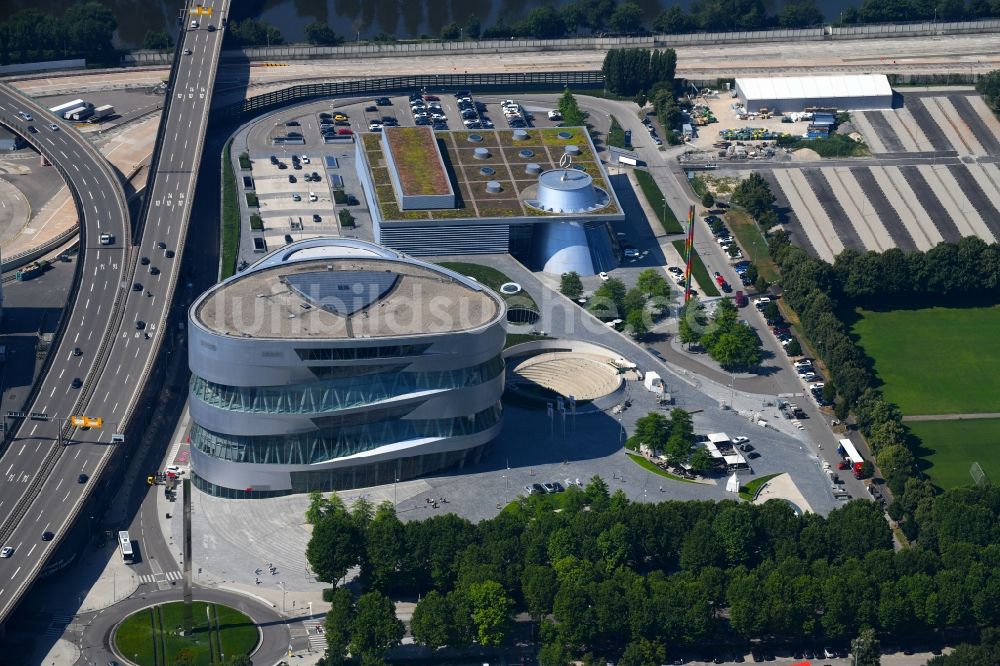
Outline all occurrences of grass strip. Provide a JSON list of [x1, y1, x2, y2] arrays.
[[505, 333, 552, 349], [739, 472, 782, 501], [608, 115, 627, 149], [725, 209, 779, 282], [626, 453, 696, 483], [221, 139, 240, 280], [634, 169, 683, 234], [238, 152, 251, 169], [671, 240, 720, 297]]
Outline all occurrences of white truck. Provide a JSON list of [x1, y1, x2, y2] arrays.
[[88, 105, 114, 123], [65, 106, 94, 121], [49, 99, 86, 117]]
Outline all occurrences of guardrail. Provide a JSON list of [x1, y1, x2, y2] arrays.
[[118, 18, 1000, 68], [214, 71, 605, 123]]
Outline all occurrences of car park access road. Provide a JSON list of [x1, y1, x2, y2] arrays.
[[0, 0, 229, 626]]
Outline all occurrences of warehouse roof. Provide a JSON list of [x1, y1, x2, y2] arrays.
[[737, 74, 891, 101]]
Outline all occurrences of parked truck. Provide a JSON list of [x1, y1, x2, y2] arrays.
[[15, 260, 49, 281], [67, 106, 95, 121], [837, 438, 865, 479], [49, 99, 87, 117], [88, 105, 114, 123]]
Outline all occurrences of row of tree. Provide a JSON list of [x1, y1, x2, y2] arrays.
[[978, 69, 1000, 113], [731, 173, 779, 230], [601, 48, 677, 97], [679, 297, 764, 370], [307, 478, 1000, 664], [0, 3, 116, 65]]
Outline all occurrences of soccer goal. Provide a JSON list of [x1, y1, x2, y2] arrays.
[[970, 462, 991, 486]]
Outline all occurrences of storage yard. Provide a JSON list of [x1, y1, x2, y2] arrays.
[[702, 90, 1000, 262]]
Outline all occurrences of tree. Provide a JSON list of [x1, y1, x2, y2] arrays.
[[517, 6, 567, 38], [608, 2, 645, 33], [363, 502, 404, 592], [227, 18, 284, 47], [307, 508, 362, 584], [305, 21, 340, 45], [141, 29, 173, 50], [63, 2, 117, 53], [763, 300, 781, 323], [654, 6, 695, 33], [976, 69, 1000, 113], [852, 627, 882, 666], [440, 21, 461, 40], [678, 297, 706, 346], [701, 191, 715, 210], [560, 271, 584, 300], [558, 88, 587, 127], [411, 590, 454, 649], [465, 14, 482, 39], [467, 580, 514, 647], [636, 268, 670, 298], [628, 411, 670, 452], [522, 564, 558, 620], [779, 0, 825, 27], [785, 338, 802, 356], [689, 446, 715, 474], [324, 587, 355, 665], [350, 592, 404, 662], [624, 309, 647, 338], [620, 638, 666, 666], [589, 277, 627, 319]]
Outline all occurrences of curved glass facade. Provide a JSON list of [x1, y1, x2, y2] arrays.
[[190, 354, 504, 415], [192, 402, 503, 465]]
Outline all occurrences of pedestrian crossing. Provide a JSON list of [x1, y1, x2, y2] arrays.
[[43, 614, 74, 637], [304, 621, 326, 651], [138, 570, 183, 584]]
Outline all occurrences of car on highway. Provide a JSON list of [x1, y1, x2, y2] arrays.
[[78, 473, 88, 483], [0, 546, 13, 558], [18, 111, 33, 121], [135, 320, 146, 330], [41, 531, 54, 541], [132, 282, 143, 292], [376, 97, 391, 106], [26, 125, 37, 133], [99, 233, 113, 245], [140, 256, 150, 265], [164, 249, 175, 258], [183, 48, 192, 55], [149, 266, 160, 276], [207, 24, 215, 32], [157, 241, 167, 249]]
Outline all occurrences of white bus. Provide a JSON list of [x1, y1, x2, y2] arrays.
[[118, 530, 135, 564]]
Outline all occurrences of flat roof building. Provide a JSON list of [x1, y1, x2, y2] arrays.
[[735, 74, 893, 113], [188, 238, 507, 498], [357, 126, 626, 276]]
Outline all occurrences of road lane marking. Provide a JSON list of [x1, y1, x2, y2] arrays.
[[10, 567, 21, 580], [18, 444, 25, 455], [26, 545, 36, 557], [54, 478, 63, 492]]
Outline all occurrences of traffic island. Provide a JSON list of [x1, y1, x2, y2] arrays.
[[113, 601, 259, 665]]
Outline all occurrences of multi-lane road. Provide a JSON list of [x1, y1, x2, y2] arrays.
[[0, 0, 228, 626]]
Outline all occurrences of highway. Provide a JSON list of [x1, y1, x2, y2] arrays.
[[0, 0, 228, 626]]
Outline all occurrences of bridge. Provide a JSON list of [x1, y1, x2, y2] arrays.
[[0, 0, 229, 626]]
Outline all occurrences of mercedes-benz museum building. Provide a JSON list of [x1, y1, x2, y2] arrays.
[[188, 238, 506, 498]]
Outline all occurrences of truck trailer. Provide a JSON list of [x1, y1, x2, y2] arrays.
[[837, 438, 865, 479], [88, 105, 114, 123], [49, 99, 86, 116], [64, 106, 93, 121]]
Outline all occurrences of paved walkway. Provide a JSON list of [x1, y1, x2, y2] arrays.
[[903, 412, 1000, 421]]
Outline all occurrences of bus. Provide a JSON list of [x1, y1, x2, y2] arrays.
[[118, 530, 135, 564]]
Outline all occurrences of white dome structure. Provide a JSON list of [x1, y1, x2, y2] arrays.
[[529, 168, 610, 214]]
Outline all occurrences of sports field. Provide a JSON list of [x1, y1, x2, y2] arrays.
[[852, 306, 1000, 415], [906, 418, 1000, 489]]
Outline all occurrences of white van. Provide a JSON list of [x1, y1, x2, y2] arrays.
[[308, 192, 318, 202]]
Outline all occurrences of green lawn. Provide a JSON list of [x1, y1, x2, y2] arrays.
[[907, 419, 1000, 489], [671, 240, 720, 297], [852, 306, 1000, 415], [437, 262, 538, 311], [725, 209, 779, 282], [739, 473, 782, 501], [634, 170, 684, 234], [115, 601, 258, 666], [608, 115, 627, 149]]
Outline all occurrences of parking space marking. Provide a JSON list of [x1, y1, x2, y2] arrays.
[[891, 107, 930, 152]]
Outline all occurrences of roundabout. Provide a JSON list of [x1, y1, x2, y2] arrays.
[[114, 600, 258, 666]]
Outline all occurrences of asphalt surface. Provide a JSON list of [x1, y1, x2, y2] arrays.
[[0, 0, 229, 627]]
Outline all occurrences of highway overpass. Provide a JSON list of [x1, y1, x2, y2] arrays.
[[0, 0, 229, 626]]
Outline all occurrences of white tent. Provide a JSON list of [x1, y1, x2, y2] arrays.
[[726, 472, 741, 494], [735, 74, 892, 112]]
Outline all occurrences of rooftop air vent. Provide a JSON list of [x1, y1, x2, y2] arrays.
[[473, 147, 490, 159], [486, 181, 502, 193]]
